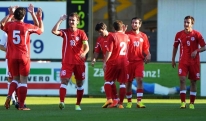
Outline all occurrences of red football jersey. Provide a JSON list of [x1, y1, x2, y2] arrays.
[[3, 21, 42, 59], [174, 30, 206, 64], [126, 31, 150, 62], [94, 32, 111, 59], [58, 29, 88, 65], [105, 32, 129, 66]]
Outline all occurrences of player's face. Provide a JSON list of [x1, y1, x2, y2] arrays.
[[68, 16, 79, 28], [98, 29, 107, 37], [131, 19, 141, 31], [184, 19, 193, 31]]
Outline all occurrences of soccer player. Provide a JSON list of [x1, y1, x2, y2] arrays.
[[51, 12, 89, 110], [102, 20, 129, 109], [0, 8, 17, 105], [2, 5, 44, 110], [125, 17, 151, 108], [92, 22, 119, 108], [172, 15, 206, 109], [0, 31, 17, 105]]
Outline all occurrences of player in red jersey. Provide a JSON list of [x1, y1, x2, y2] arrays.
[[2, 5, 44, 110], [102, 20, 129, 109], [172, 16, 206, 109], [125, 17, 151, 108], [52, 12, 89, 110], [0, 6, 17, 105], [92, 22, 119, 108]]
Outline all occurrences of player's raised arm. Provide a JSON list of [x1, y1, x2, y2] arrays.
[[0, 6, 17, 28], [36, 8, 44, 33], [27, 4, 39, 26], [51, 14, 67, 35]]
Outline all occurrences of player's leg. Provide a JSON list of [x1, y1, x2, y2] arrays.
[[102, 65, 115, 108], [4, 59, 19, 109], [18, 58, 30, 110], [136, 77, 145, 108], [108, 81, 119, 108], [178, 64, 188, 109], [188, 64, 199, 109], [135, 61, 145, 108], [126, 81, 132, 108], [126, 63, 134, 108], [189, 80, 196, 109], [74, 64, 86, 110], [117, 66, 127, 109], [59, 64, 72, 110]]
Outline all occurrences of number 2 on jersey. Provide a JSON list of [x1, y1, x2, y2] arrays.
[[120, 42, 127, 55], [13, 30, 21, 44]]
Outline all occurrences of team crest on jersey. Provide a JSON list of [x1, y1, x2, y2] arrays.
[[76, 36, 80, 41], [191, 37, 195, 41], [140, 38, 143, 42]]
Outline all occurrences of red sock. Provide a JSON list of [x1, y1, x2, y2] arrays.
[[180, 93, 186, 102], [190, 95, 196, 104], [8, 81, 18, 96], [111, 83, 118, 99], [59, 87, 66, 102], [76, 88, 84, 105], [104, 82, 112, 100], [126, 91, 132, 102], [18, 86, 27, 108], [137, 89, 143, 102], [119, 86, 126, 105], [190, 92, 196, 104]]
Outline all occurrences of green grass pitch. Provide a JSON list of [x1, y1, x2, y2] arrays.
[[0, 96, 205, 121]]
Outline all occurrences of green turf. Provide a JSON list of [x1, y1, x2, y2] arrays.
[[0, 96, 206, 121]]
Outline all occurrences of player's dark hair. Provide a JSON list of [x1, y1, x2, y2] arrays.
[[131, 17, 142, 25], [95, 22, 107, 31], [184, 16, 195, 24], [113, 20, 123, 31], [69, 12, 80, 21], [14, 7, 26, 21]]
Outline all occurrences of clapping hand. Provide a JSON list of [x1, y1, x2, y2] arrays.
[[27, 4, 34, 14]]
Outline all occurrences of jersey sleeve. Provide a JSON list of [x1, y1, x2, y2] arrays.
[[196, 31, 206, 47], [94, 37, 101, 53], [57, 29, 65, 37], [106, 34, 114, 52], [142, 34, 150, 54], [173, 32, 180, 48], [81, 30, 88, 41], [27, 24, 42, 35], [2, 22, 11, 33]]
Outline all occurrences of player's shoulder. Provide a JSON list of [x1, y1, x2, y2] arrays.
[[192, 29, 202, 35], [77, 29, 86, 34], [176, 30, 184, 36], [125, 30, 132, 35], [60, 29, 67, 32], [139, 31, 148, 37], [23, 23, 36, 28]]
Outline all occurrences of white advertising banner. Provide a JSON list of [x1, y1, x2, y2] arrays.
[[0, 62, 88, 95], [157, 0, 206, 61], [200, 63, 206, 96], [0, 2, 66, 59]]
